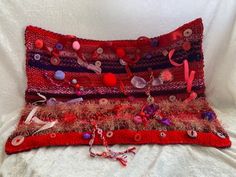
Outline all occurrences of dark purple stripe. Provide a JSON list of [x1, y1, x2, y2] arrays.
[[25, 85, 205, 102]]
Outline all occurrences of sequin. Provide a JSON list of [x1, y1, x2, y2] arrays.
[[55, 43, 63, 50], [34, 54, 41, 60], [119, 59, 127, 66], [50, 133, 56, 138], [183, 28, 193, 37], [106, 131, 113, 138], [50, 57, 61, 66], [160, 132, 166, 138], [99, 98, 108, 105], [134, 133, 142, 142], [11, 135, 24, 146], [217, 132, 226, 139], [187, 130, 197, 138], [96, 47, 103, 54], [131, 76, 147, 89], [95, 61, 102, 67], [169, 95, 176, 102]]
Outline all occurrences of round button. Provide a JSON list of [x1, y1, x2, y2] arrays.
[[187, 130, 197, 138], [182, 41, 191, 51], [72, 41, 80, 51], [95, 61, 102, 67], [50, 133, 56, 138], [106, 131, 113, 138], [96, 47, 103, 54], [11, 135, 25, 146], [83, 133, 91, 140], [183, 28, 193, 37], [50, 57, 61, 66], [35, 39, 44, 49], [169, 95, 176, 102], [54, 70, 65, 80], [34, 54, 41, 60], [119, 59, 127, 66], [99, 98, 108, 105], [217, 132, 226, 139], [160, 132, 166, 138], [134, 133, 142, 142], [55, 43, 63, 50]]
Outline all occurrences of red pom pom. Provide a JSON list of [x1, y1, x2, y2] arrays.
[[35, 39, 44, 49], [116, 48, 126, 58], [103, 73, 117, 87]]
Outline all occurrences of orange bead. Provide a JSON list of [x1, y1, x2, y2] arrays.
[[75, 83, 80, 89], [35, 39, 44, 49]]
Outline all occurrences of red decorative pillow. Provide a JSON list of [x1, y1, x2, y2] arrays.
[[5, 18, 231, 166]]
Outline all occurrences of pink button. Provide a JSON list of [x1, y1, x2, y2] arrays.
[[72, 41, 80, 50]]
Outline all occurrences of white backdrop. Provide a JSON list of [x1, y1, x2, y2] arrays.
[[0, 0, 236, 177]]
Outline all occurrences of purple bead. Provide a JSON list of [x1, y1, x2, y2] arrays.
[[159, 118, 171, 126], [54, 70, 65, 80], [55, 43, 63, 50], [143, 104, 158, 115], [82, 133, 91, 140], [150, 38, 159, 47], [145, 54, 152, 59], [201, 111, 215, 121]]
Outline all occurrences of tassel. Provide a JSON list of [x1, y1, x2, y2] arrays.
[[88, 123, 136, 167]]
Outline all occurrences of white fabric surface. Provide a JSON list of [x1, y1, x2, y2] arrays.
[[0, 0, 236, 176]]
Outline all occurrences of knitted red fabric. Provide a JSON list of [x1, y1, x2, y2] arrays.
[[5, 18, 231, 158]]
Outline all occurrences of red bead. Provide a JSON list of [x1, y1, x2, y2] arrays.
[[102, 73, 117, 87], [35, 39, 44, 49], [116, 48, 126, 58], [75, 83, 80, 89]]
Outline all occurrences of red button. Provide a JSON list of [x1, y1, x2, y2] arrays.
[[50, 57, 61, 66], [134, 133, 142, 142]]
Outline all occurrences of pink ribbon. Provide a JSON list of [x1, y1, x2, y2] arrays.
[[168, 49, 197, 101]]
